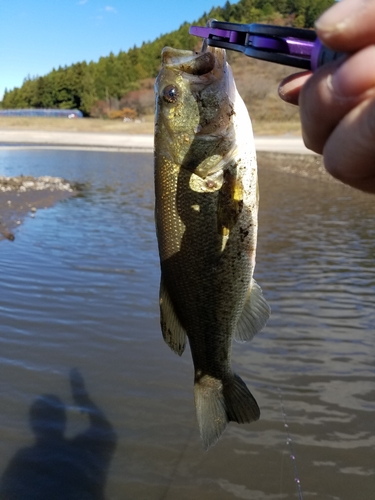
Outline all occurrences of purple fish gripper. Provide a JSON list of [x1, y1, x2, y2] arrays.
[[243, 35, 314, 59], [189, 25, 322, 71], [189, 26, 244, 45]]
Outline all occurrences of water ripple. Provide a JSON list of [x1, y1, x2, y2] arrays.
[[0, 150, 374, 499]]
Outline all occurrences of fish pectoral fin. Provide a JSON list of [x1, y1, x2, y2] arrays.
[[235, 279, 271, 342], [159, 279, 187, 356]]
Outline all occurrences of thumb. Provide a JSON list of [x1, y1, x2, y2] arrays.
[[316, 0, 375, 52]]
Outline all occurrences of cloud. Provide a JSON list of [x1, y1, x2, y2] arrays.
[[105, 6, 117, 13], [78, 0, 88, 4]]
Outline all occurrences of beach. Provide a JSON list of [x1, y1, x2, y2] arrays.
[[0, 128, 312, 154]]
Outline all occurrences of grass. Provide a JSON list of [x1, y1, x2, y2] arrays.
[[252, 120, 301, 136], [0, 115, 301, 136], [0, 116, 155, 135]]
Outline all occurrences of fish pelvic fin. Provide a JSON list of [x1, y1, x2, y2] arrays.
[[194, 372, 260, 450], [235, 279, 271, 342], [159, 278, 187, 356]]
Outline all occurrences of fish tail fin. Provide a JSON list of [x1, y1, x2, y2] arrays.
[[194, 373, 260, 450]]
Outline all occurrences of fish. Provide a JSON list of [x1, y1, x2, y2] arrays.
[[154, 43, 270, 449]]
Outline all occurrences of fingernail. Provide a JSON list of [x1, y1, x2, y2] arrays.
[[278, 73, 312, 104], [330, 45, 375, 98], [278, 79, 299, 103], [315, 0, 362, 33]]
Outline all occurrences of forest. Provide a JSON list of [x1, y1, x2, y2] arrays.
[[1, 0, 334, 117]]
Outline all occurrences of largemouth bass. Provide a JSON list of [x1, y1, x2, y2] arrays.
[[154, 44, 270, 449]]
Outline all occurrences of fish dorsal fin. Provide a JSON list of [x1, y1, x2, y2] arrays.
[[235, 279, 271, 342], [159, 279, 187, 356]]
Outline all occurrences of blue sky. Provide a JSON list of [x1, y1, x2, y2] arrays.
[[0, 0, 222, 100]]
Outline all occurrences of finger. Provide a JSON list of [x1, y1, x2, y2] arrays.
[[279, 43, 375, 107], [323, 97, 375, 193], [298, 63, 357, 154], [331, 45, 375, 97], [278, 72, 312, 105], [299, 47, 375, 154], [316, 0, 375, 52]]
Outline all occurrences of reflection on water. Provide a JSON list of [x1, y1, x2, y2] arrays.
[[0, 149, 374, 499]]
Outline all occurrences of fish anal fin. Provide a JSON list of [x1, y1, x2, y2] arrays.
[[159, 279, 187, 356], [235, 279, 271, 342]]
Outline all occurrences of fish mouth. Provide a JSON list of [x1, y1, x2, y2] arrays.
[[161, 46, 225, 77], [156, 43, 235, 161]]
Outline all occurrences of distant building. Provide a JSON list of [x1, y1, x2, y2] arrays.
[[0, 109, 83, 118]]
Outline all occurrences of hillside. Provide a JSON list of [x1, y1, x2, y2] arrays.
[[1, 0, 333, 121]]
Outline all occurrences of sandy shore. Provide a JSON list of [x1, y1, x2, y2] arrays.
[[0, 129, 314, 155], [0, 129, 154, 153], [0, 175, 79, 242]]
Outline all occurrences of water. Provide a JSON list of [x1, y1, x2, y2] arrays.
[[0, 148, 374, 499]]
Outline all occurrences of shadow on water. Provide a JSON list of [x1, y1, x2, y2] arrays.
[[0, 369, 117, 500]]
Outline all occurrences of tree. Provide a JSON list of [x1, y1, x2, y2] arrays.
[[2, 0, 335, 115]]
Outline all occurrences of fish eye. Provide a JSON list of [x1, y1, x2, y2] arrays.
[[163, 85, 179, 104]]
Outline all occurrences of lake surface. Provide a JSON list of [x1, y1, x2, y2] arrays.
[[0, 148, 374, 500]]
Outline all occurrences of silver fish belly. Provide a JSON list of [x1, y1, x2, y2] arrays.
[[154, 45, 270, 449]]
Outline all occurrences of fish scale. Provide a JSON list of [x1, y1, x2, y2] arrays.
[[154, 44, 270, 449]]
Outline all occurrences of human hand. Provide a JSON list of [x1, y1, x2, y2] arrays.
[[70, 368, 90, 407], [279, 0, 375, 193]]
